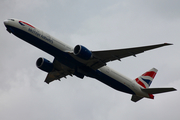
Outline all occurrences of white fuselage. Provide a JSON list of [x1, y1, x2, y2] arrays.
[[4, 19, 150, 98]]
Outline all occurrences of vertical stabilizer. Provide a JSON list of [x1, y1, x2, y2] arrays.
[[135, 68, 157, 88]]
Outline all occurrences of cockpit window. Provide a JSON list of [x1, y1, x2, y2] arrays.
[[8, 19, 15, 21]]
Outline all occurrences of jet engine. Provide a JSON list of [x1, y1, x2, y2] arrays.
[[36, 57, 53, 72], [73, 45, 92, 60]]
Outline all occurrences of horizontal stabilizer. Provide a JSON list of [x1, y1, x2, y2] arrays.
[[131, 95, 143, 102], [142, 88, 176, 94]]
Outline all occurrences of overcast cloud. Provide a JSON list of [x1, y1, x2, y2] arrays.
[[0, 0, 180, 120]]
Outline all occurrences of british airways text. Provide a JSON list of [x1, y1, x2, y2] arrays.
[[28, 28, 53, 44]]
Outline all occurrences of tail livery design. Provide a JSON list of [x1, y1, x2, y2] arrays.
[[132, 68, 176, 102], [135, 68, 157, 88]]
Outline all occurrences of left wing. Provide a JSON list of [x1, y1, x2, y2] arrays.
[[70, 43, 172, 70], [45, 59, 74, 84]]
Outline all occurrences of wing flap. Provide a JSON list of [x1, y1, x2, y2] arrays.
[[45, 70, 73, 84], [44, 58, 74, 84]]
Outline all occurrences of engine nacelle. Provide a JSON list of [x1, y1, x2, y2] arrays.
[[36, 57, 53, 72], [74, 45, 92, 60]]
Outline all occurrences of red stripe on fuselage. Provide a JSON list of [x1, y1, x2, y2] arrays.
[[19, 21, 35, 28], [142, 71, 156, 78], [135, 78, 146, 88]]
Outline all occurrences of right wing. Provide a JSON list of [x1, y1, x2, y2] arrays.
[[92, 43, 172, 64], [81, 43, 172, 70], [68, 43, 172, 70], [44, 59, 74, 84]]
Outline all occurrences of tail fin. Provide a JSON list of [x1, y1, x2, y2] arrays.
[[132, 68, 176, 102], [135, 68, 157, 88]]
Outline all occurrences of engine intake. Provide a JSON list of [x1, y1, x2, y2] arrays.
[[74, 45, 92, 60], [36, 57, 53, 72]]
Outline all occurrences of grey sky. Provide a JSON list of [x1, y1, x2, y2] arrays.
[[0, 0, 180, 120]]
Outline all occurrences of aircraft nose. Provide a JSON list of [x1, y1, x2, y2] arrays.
[[4, 20, 9, 25], [4, 19, 13, 33]]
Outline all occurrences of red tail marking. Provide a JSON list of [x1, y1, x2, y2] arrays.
[[142, 71, 156, 78], [149, 94, 154, 99], [135, 78, 146, 88]]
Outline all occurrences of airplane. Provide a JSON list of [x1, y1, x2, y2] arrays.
[[4, 18, 176, 102]]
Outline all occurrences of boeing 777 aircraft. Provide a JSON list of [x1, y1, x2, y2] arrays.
[[4, 18, 176, 102]]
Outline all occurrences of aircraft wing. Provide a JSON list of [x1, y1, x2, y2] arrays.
[[84, 43, 172, 70], [45, 59, 74, 84]]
